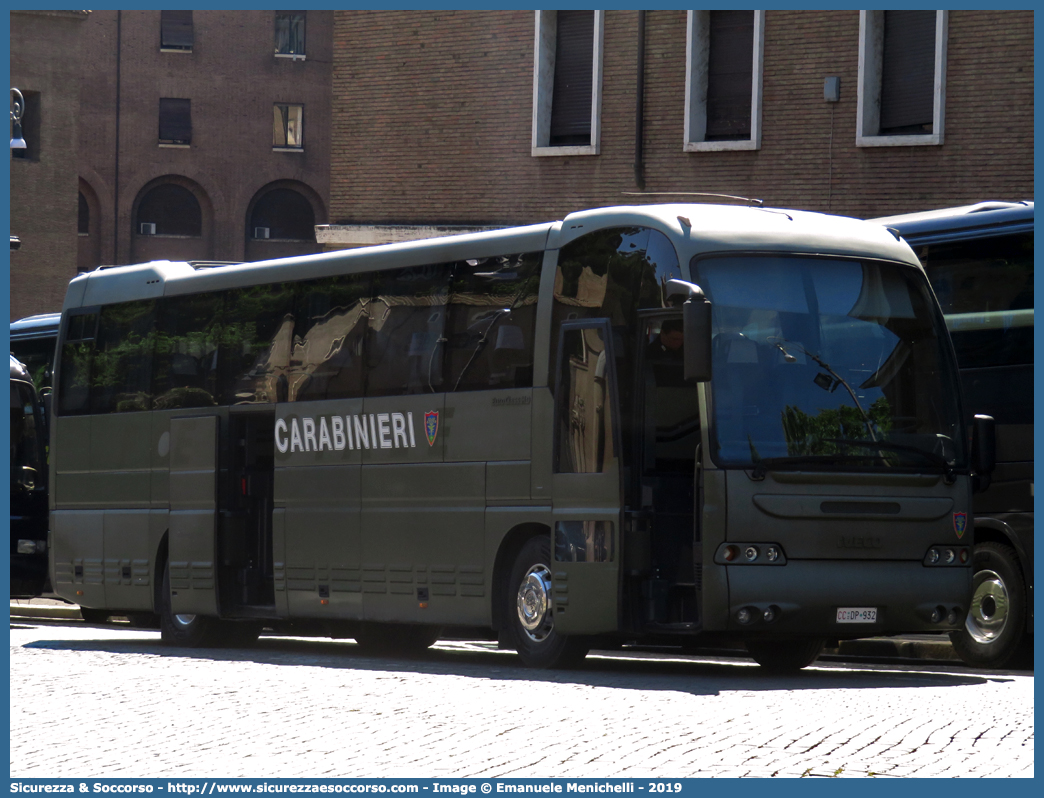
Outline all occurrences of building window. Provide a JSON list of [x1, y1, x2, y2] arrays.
[[857, 10, 948, 147], [160, 10, 193, 52], [78, 192, 89, 235], [250, 189, 314, 240], [11, 90, 40, 161], [158, 98, 192, 146], [275, 11, 306, 58], [136, 184, 202, 237], [684, 10, 764, 152], [273, 104, 303, 150], [532, 10, 604, 157]]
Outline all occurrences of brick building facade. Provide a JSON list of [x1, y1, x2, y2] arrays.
[[10, 10, 333, 321], [10, 11, 89, 321], [323, 9, 1032, 246]]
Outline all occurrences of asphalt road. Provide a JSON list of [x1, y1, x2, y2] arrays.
[[9, 618, 1034, 779]]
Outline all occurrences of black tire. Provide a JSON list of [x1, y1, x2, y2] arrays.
[[79, 607, 111, 624], [353, 622, 442, 657], [505, 535, 589, 669], [745, 638, 825, 672], [158, 562, 225, 647], [950, 541, 1028, 669]]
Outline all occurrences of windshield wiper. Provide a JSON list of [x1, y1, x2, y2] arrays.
[[823, 438, 956, 481]]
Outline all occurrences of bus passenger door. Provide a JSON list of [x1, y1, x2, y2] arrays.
[[168, 415, 219, 616], [550, 321, 622, 635]]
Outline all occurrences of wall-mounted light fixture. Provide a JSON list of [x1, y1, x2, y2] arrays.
[[11, 87, 27, 149]]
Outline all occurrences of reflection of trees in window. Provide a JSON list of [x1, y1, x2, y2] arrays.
[[137, 184, 202, 236], [781, 399, 893, 458], [153, 293, 223, 409], [250, 189, 314, 240], [91, 301, 157, 414]]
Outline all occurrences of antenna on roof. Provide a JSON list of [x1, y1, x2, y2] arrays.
[[623, 192, 764, 207]]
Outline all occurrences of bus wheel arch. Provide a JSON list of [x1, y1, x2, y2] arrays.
[[950, 540, 1028, 669], [491, 523, 551, 633], [502, 534, 589, 669]]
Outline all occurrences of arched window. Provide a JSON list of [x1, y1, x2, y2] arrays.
[[78, 192, 89, 235], [250, 189, 314, 240], [136, 184, 202, 236]]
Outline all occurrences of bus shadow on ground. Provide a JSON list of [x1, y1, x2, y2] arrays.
[[17, 622, 1006, 694]]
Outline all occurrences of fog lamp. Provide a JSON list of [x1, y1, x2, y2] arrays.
[[744, 546, 759, 562]]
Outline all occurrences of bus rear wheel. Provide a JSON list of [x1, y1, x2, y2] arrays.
[[506, 536, 589, 669], [745, 638, 824, 672], [353, 623, 442, 657], [950, 542, 1028, 669]]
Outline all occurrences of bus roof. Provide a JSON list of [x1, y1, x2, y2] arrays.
[[61, 203, 920, 310], [871, 201, 1034, 245], [10, 313, 62, 340]]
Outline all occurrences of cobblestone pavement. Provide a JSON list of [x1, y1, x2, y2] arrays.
[[9, 621, 1034, 779]]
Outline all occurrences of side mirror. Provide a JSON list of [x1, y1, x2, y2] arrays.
[[667, 279, 712, 383], [972, 414, 996, 493]]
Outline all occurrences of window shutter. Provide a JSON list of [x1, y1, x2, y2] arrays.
[[159, 98, 192, 145], [880, 11, 936, 134], [706, 10, 754, 140], [549, 10, 594, 146], [160, 10, 193, 50]]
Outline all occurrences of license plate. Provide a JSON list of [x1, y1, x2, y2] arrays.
[[836, 607, 878, 623]]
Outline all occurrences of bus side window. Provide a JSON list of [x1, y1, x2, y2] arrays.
[[220, 283, 296, 405], [91, 300, 156, 414], [153, 293, 223, 409], [57, 312, 97, 416], [365, 264, 452, 397], [444, 252, 541, 391], [291, 273, 370, 402]]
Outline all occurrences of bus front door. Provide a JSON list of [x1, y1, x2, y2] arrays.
[[168, 415, 220, 617], [551, 321, 622, 635]]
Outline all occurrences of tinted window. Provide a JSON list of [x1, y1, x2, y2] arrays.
[[365, 265, 452, 397], [555, 325, 617, 474], [552, 226, 680, 390], [57, 312, 96, 416], [291, 273, 370, 401], [919, 233, 1033, 369], [444, 252, 541, 392], [153, 293, 223, 409], [221, 283, 295, 405], [92, 301, 156, 413]]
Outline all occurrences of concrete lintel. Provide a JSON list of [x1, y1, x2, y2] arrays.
[[315, 223, 504, 247]]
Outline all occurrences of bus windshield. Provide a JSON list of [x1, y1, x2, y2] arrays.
[[693, 255, 965, 471]]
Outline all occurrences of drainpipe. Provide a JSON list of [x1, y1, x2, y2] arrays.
[[633, 11, 646, 190], [113, 11, 121, 265]]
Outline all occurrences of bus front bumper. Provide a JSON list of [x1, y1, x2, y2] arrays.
[[724, 559, 972, 636]]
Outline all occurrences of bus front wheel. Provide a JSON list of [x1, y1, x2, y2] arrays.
[[950, 542, 1028, 669], [745, 638, 824, 672], [506, 536, 589, 669], [158, 563, 260, 648]]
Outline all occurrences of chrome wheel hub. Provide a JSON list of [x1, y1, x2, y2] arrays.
[[173, 613, 197, 628], [965, 569, 1009, 644], [517, 564, 553, 642]]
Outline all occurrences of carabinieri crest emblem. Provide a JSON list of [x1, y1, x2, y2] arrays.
[[953, 512, 968, 539], [424, 410, 439, 446]]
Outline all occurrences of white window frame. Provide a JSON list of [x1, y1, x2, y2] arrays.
[[531, 10, 604, 157], [856, 10, 948, 147], [684, 10, 765, 152]]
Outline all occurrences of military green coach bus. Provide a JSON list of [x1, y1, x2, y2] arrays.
[[49, 203, 992, 671]]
